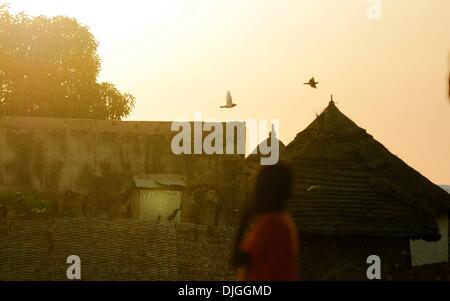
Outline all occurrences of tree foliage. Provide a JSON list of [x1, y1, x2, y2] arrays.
[[0, 5, 135, 120]]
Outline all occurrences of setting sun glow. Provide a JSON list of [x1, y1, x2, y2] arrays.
[[6, 0, 450, 184]]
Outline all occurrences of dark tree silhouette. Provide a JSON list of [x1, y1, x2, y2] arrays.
[[0, 5, 135, 120]]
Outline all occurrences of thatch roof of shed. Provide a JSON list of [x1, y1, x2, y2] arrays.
[[246, 126, 286, 166], [281, 99, 450, 241], [244, 127, 286, 204]]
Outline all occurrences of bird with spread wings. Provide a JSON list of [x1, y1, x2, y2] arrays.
[[221, 91, 237, 109], [304, 77, 319, 89]]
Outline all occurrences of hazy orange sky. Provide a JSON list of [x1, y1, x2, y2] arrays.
[[8, 0, 450, 184]]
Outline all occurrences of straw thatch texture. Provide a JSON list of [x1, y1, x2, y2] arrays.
[[280, 101, 450, 241], [0, 218, 235, 280]]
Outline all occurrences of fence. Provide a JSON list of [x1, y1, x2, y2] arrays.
[[0, 218, 235, 280]]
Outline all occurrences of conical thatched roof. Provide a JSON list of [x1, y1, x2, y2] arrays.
[[282, 100, 450, 241]]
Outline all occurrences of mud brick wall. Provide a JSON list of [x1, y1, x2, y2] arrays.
[[0, 218, 235, 280], [0, 116, 246, 221]]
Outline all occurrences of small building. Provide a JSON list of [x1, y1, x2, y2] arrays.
[[246, 98, 450, 280], [130, 174, 186, 223], [129, 173, 233, 226], [409, 185, 450, 266]]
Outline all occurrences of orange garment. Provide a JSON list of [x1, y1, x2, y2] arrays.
[[237, 211, 299, 281]]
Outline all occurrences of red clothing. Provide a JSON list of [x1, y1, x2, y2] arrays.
[[237, 211, 299, 281]]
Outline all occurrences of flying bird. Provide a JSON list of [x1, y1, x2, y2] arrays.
[[221, 91, 237, 109], [304, 77, 319, 89]]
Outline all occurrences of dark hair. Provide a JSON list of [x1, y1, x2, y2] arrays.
[[254, 163, 293, 213], [231, 163, 293, 268]]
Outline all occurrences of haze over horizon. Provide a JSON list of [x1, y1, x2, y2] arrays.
[[7, 0, 450, 184]]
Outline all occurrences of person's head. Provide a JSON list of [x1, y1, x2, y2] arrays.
[[254, 163, 293, 213]]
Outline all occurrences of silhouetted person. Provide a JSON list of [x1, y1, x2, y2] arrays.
[[231, 163, 299, 281]]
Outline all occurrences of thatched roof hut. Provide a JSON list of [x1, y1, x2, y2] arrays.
[[282, 99, 450, 242], [243, 99, 449, 279]]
